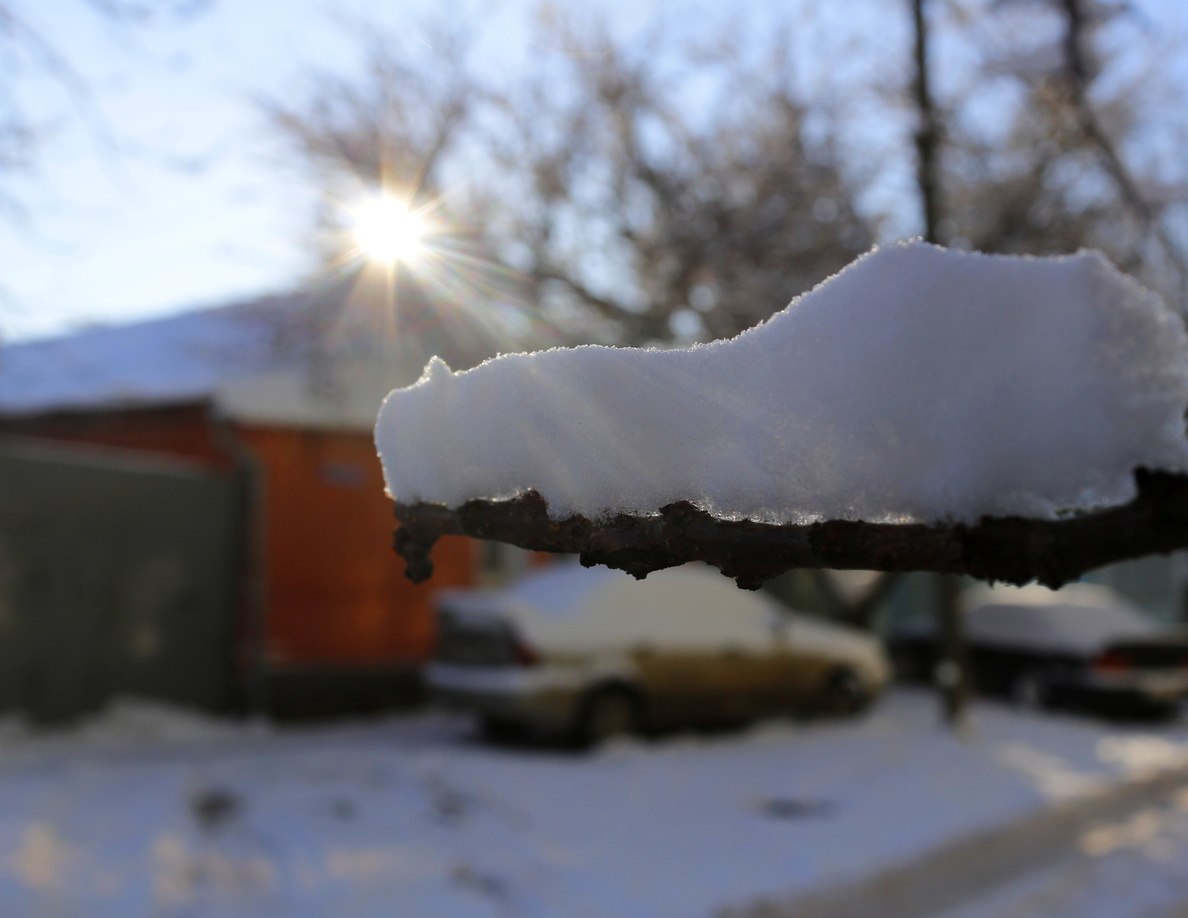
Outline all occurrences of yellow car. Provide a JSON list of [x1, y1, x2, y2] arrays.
[[428, 563, 890, 745]]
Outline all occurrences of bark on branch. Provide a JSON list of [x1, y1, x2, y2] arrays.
[[393, 468, 1188, 591]]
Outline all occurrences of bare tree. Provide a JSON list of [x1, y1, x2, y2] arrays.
[[1055, 0, 1186, 295], [262, 21, 480, 263], [265, 5, 874, 350], [0, 0, 209, 218], [939, 0, 1188, 303], [261, 19, 557, 390], [479, 8, 873, 344]]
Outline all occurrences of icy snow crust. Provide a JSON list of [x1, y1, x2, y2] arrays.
[[376, 242, 1188, 524]]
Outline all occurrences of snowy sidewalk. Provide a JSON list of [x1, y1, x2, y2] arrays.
[[2, 690, 1188, 917], [737, 740, 1188, 917]]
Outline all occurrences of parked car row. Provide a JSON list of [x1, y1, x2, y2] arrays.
[[889, 583, 1188, 716], [427, 563, 1188, 747], [427, 563, 891, 746]]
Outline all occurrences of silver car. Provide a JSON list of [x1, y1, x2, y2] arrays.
[[428, 563, 890, 745]]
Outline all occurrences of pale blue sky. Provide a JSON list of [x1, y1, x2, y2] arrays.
[[1, 0, 1184, 342], [0, 0, 545, 340]]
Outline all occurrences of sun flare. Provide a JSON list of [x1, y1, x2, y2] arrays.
[[349, 194, 429, 265]]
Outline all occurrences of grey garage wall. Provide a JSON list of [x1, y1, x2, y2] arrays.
[[0, 438, 245, 723]]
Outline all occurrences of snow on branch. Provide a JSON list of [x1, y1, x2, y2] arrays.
[[392, 469, 1188, 590], [377, 243, 1188, 588]]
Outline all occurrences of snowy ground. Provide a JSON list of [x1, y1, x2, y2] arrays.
[[3, 690, 1188, 918], [943, 785, 1188, 918]]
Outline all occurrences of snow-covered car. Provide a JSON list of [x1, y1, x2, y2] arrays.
[[890, 583, 1188, 716], [427, 563, 890, 745]]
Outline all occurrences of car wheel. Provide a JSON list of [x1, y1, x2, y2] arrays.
[[1011, 670, 1048, 710], [573, 687, 641, 748], [819, 667, 869, 717]]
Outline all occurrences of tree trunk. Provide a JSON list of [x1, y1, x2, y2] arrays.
[[933, 572, 969, 729], [911, 0, 942, 245]]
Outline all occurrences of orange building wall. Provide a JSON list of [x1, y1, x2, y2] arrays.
[[0, 405, 479, 669], [235, 425, 477, 666], [0, 404, 234, 469]]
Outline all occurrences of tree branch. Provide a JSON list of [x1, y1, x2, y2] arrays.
[[392, 469, 1188, 591], [1058, 0, 1187, 297], [839, 572, 904, 629]]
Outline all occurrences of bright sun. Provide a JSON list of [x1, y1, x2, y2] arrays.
[[349, 195, 429, 265]]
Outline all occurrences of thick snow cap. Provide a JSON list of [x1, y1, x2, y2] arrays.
[[375, 242, 1188, 525]]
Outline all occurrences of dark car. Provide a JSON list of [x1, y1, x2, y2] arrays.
[[889, 583, 1188, 716]]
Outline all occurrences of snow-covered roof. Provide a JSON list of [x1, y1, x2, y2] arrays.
[[0, 278, 546, 432], [376, 242, 1188, 524], [0, 297, 287, 418], [212, 368, 400, 433]]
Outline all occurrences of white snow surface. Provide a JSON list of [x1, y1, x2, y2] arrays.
[[942, 790, 1188, 918], [437, 562, 786, 653], [376, 242, 1188, 524], [437, 562, 885, 670], [0, 287, 534, 432], [0, 298, 401, 432], [0, 301, 284, 416], [963, 583, 1163, 655], [4, 692, 1188, 916]]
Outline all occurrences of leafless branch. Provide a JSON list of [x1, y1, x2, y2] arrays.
[[392, 469, 1188, 592], [0, 3, 121, 155], [839, 572, 904, 629], [1057, 0, 1187, 296]]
